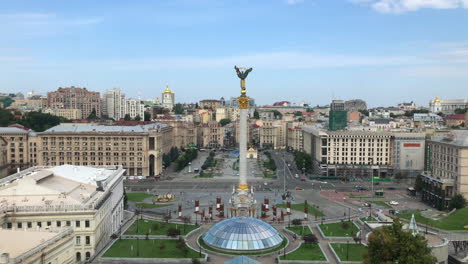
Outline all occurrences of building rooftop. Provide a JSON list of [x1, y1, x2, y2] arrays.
[[431, 131, 468, 147], [42, 123, 168, 133], [0, 165, 124, 211], [0, 229, 63, 259], [0, 127, 31, 134]]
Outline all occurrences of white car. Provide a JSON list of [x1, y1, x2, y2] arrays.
[[295, 174, 299, 178], [389, 201, 399, 205]]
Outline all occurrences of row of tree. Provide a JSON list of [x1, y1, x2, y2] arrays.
[[201, 151, 216, 170], [175, 148, 198, 171], [0, 109, 65, 132], [293, 151, 313, 173], [263, 151, 277, 171], [162, 147, 180, 168]]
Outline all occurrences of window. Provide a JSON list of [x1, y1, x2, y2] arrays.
[[76, 236, 81, 245], [27, 222, 32, 228], [85, 252, 91, 260], [47, 221, 51, 226], [76, 220, 80, 227], [76, 252, 81, 261], [66, 221, 71, 227], [6, 222, 12, 229], [85, 220, 90, 228], [86, 236, 90, 245], [17, 222, 22, 229], [37, 222, 42, 228], [57, 221, 61, 227]]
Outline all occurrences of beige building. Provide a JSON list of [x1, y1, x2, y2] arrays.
[[197, 121, 224, 148], [0, 127, 33, 171], [0, 229, 74, 264], [197, 109, 213, 124], [421, 131, 468, 209], [0, 137, 7, 178], [303, 127, 394, 177], [199, 99, 223, 110], [216, 107, 229, 122], [43, 108, 83, 120], [287, 126, 303, 151], [47, 87, 101, 118], [38, 124, 172, 176], [155, 120, 197, 149], [8, 97, 47, 111], [0, 165, 124, 263]]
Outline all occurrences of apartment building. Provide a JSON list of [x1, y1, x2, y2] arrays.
[[38, 124, 172, 176], [197, 121, 224, 148], [0, 165, 124, 263], [287, 125, 303, 151], [43, 108, 83, 120], [47, 87, 101, 118], [0, 137, 7, 178], [155, 120, 198, 149], [0, 127, 33, 171], [421, 131, 468, 209]]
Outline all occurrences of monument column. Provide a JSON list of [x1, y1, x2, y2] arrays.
[[238, 96, 249, 190]]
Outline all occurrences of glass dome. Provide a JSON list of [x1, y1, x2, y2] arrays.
[[203, 217, 282, 251]]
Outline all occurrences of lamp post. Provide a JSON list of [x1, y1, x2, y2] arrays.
[[369, 158, 374, 198], [346, 240, 349, 261]]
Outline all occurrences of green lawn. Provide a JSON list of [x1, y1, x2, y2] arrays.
[[347, 193, 372, 199], [372, 201, 392, 209], [280, 243, 326, 261], [318, 222, 359, 237], [103, 239, 200, 258], [360, 216, 378, 222], [127, 192, 153, 202], [277, 202, 325, 217], [397, 208, 468, 231], [136, 203, 172, 209], [331, 243, 367, 262], [264, 171, 277, 178], [125, 219, 198, 236], [286, 225, 312, 236]]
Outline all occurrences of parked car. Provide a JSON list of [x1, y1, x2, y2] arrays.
[[389, 201, 399, 205], [294, 187, 303, 190], [295, 174, 299, 178], [300, 178, 306, 182], [363, 203, 371, 207]]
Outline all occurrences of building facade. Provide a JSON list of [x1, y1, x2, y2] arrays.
[[47, 87, 101, 118], [43, 108, 83, 120], [421, 131, 468, 209], [0, 137, 7, 178], [0, 165, 124, 263], [197, 121, 224, 148], [429, 97, 468, 115], [0, 127, 33, 172], [161, 85, 175, 110]]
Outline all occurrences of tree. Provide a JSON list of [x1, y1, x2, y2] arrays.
[[20, 111, 63, 132], [253, 109, 260, 119], [192, 258, 201, 264], [144, 111, 151, 121], [124, 114, 131, 121], [306, 108, 314, 113], [291, 218, 302, 226], [0, 97, 13, 108], [364, 219, 436, 264], [123, 189, 128, 209], [414, 175, 423, 193], [294, 111, 302, 117], [219, 118, 231, 126], [0, 109, 15, 126], [87, 109, 97, 120], [272, 110, 282, 119], [302, 234, 318, 245], [167, 227, 181, 237], [449, 194, 467, 210], [134, 115, 141, 121], [173, 103, 184, 114], [359, 110, 369, 117], [454, 108, 467, 114]]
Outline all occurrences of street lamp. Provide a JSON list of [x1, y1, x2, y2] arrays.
[[369, 158, 374, 198]]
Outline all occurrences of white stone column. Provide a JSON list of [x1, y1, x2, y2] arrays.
[[239, 108, 248, 186]]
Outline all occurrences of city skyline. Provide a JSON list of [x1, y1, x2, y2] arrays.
[[1, 0, 468, 107]]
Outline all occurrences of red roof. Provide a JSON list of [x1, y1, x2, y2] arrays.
[[445, 114, 465, 120]]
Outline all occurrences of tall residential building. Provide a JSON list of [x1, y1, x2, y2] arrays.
[[329, 100, 347, 131], [102, 88, 124, 120], [421, 131, 468, 209], [303, 127, 426, 178], [429, 97, 468, 115], [124, 98, 145, 119], [0, 165, 124, 262], [161, 85, 175, 110], [47, 87, 101, 118], [103, 88, 144, 120]]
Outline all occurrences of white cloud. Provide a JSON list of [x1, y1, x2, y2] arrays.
[[287, 0, 304, 5], [348, 0, 468, 13]]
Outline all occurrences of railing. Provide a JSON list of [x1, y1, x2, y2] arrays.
[[11, 228, 74, 264]]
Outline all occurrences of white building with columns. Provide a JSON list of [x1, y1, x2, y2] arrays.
[[0, 165, 125, 263]]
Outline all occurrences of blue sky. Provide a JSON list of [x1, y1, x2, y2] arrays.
[[1, 0, 468, 107]]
